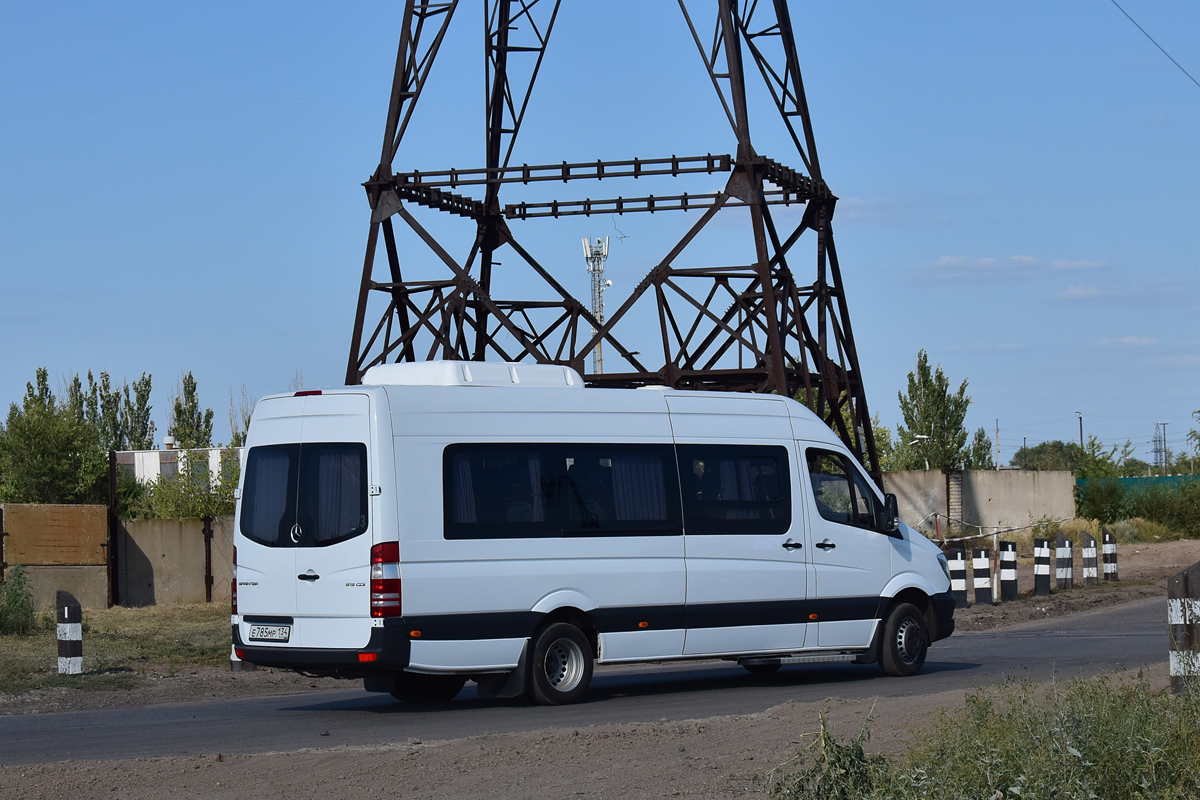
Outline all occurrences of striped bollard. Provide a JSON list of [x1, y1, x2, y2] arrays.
[[1167, 561, 1200, 695], [999, 541, 1018, 602], [972, 548, 993, 606], [1034, 538, 1051, 596], [56, 590, 82, 675], [1102, 528, 1119, 581], [948, 549, 968, 608], [1081, 533, 1099, 586], [1055, 534, 1074, 590]]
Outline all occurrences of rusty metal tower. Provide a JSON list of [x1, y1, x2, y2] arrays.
[[345, 0, 882, 482]]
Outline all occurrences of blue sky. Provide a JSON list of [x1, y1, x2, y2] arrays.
[[2, 1, 1198, 463]]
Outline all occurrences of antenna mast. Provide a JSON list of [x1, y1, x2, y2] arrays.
[[582, 237, 610, 374]]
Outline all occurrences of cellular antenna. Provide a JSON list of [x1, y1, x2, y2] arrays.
[[582, 237, 611, 374]]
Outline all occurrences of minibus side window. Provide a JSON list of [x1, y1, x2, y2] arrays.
[[805, 448, 879, 530], [442, 443, 682, 539], [676, 444, 791, 535]]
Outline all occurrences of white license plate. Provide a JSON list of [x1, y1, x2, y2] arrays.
[[248, 624, 291, 642]]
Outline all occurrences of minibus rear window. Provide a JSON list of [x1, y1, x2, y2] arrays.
[[676, 445, 791, 535], [443, 443, 682, 539], [240, 442, 368, 547]]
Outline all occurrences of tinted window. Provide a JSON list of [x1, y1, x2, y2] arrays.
[[677, 445, 791, 535], [239, 442, 368, 547], [806, 448, 879, 529], [443, 443, 681, 539]]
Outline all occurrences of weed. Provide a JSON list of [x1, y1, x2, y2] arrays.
[[0, 566, 36, 635], [771, 674, 1200, 799]]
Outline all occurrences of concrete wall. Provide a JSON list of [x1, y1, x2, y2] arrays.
[[22, 566, 109, 610], [883, 470, 1075, 534], [118, 516, 233, 606], [962, 470, 1076, 529]]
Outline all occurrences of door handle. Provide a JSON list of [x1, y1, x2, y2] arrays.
[[297, 573, 320, 581], [815, 540, 836, 550], [781, 540, 803, 550]]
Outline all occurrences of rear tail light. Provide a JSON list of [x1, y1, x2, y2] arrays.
[[231, 546, 238, 615], [370, 541, 401, 618]]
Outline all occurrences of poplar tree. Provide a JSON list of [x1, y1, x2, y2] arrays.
[[168, 372, 214, 449], [893, 350, 972, 471]]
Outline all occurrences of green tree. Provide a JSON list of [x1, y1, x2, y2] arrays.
[[893, 350, 972, 471], [122, 372, 156, 450], [0, 368, 107, 504], [964, 427, 994, 470], [168, 372, 213, 449], [1011, 440, 1078, 471], [132, 449, 239, 519]]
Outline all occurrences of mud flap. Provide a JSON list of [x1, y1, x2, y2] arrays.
[[853, 619, 882, 665], [474, 640, 529, 699]]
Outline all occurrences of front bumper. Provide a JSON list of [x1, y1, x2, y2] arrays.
[[232, 619, 411, 676], [929, 590, 956, 642]]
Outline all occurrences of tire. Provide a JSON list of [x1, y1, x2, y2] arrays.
[[878, 602, 928, 677], [391, 672, 466, 704], [527, 622, 594, 705], [742, 661, 781, 675]]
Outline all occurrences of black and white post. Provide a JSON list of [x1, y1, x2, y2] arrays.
[[56, 590, 82, 675], [1102, 528, 1119, 581], [999, 540, 1018, 602], [1034, 537, 1051, 597], [973, 547, 993, 606], [1167, 561, 1199, 695], [948, 549, 968, 608], [1081, 532, 1099, 587], [1055, 533, 1074, 591]]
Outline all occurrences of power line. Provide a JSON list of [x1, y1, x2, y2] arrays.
[[1108, 0, 1200, 91]]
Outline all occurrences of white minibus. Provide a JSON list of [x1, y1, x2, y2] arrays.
[[232, 361, 954, 705]]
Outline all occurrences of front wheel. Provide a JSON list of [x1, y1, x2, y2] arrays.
[[879, 602, 928, 677], [527, 622, 594, 705]]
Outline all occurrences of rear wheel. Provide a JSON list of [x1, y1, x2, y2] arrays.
[[879, 602, 928, 677], [391, 672, 466, 704], [527, 622, 593, 705]]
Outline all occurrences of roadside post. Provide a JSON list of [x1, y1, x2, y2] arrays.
[[948, 549, 968, 608], [972, 547, 993, 606], [999, 541, 1018, 601], [1055, 533, 1074, 591], [1034, 538, 1051, 596], [1102, 528, 1119, 581], [56, 591, 82, 675], [1081, 532, 1099, 586], [1167, 561, 1200, 695]]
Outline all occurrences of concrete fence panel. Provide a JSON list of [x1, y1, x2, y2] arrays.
[[118, 517, 234, 606], [0, 504, 109, 609]]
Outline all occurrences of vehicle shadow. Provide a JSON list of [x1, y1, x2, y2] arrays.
[[281, 658, 981, 715]]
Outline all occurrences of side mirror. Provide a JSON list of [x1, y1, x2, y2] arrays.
[[881, 493, 901, 536]]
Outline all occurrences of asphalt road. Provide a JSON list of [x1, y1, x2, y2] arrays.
[[0, 597, 1168, 766]]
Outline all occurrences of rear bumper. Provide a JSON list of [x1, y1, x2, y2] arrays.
[[232, 620, 410, 676], [929, 590, 956, 642]]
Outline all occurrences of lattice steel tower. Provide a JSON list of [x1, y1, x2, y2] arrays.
[[345, 0, 883, 483]]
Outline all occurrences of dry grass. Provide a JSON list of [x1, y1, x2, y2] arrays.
[[0, 603, 230, 695]]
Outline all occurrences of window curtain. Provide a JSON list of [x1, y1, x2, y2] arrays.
[[245, 448, 292, 542], [314, 446, 362, 541], [452, 454, 477, 523], [612, 453, 667, 521], [526, 453, 545, 522]]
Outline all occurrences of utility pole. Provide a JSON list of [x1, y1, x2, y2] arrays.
[[582, 237, 611, 375], [995, 419, 1000, 470], [1076, 411, 1084, 448]]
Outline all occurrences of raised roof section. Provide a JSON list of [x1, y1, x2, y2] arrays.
[[361, 361, 584, 389]]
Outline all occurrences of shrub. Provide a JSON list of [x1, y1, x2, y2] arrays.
[[1108, 517, 1180, 544], [0, 566, 36, 635], [771, 674, 1200, 800]]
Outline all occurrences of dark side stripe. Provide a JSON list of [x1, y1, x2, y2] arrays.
[[403, 595, 883, 641]]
